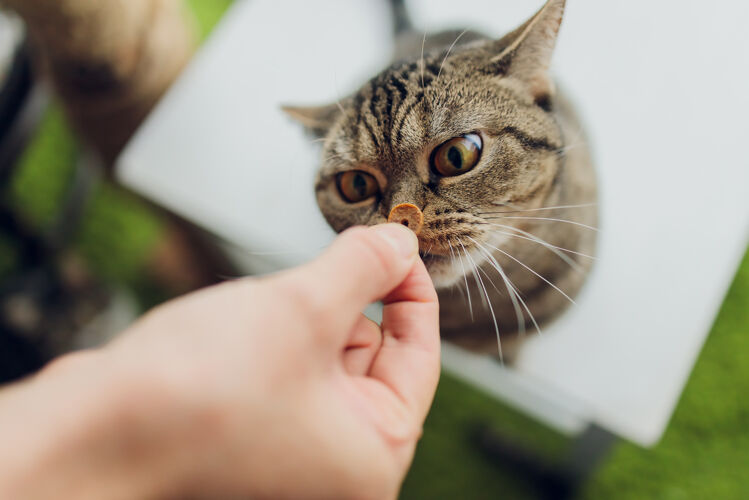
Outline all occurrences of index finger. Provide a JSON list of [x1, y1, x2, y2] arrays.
[[367, 258, 440, 422]]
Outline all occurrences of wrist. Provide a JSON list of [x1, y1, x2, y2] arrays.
[[0, 350, 206, 499]]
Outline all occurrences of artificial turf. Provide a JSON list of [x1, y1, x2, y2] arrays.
[[3, 1, 747, 498]]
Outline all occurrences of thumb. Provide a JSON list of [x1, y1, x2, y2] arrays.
[[277, 224, 419, 340]]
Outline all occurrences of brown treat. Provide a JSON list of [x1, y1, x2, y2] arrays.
[[388, 203, 424, 235]]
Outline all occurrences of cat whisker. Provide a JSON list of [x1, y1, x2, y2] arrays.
[[448, 239, 473, 321], [489, 225, 595, 260], [468, 236, 541, 335], [483, 202, 597, 213], [419, 31, 427, 90], [469, 238, 531, 339], [483, 215, 599, 232], [437, 29, 468, 82], [459, 239, 503, 362], [457, 240, 479, 318], [482, 240, 576, 305], [557, 123, 588, 156], [490, 228, 585, 274], [453, 278, 467, 301], [479, 258, 526, 339], [459, 240, 488, 309], [447, 248, 467, 302], [423, 242, 434, 257], [555, 141, 586, 156], [463, 249, 490, 311], [332, 71, 346, 115], [477, 265, 503, 297]]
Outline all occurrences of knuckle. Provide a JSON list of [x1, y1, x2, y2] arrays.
[[275, 278, 329, 323]]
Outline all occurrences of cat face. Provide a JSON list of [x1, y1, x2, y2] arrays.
[[286, 0, 567, 288]]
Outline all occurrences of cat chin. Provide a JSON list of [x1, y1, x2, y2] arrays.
[[423, 256, 468, 289], [430, 273, 463, 290]]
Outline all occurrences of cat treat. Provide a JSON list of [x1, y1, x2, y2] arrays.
[[388, 203, 424, 235]]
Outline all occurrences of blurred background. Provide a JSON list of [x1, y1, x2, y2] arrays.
[[1, 1, 747, 498]]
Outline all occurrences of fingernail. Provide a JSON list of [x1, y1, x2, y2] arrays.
[[373, 224, 419, 258]]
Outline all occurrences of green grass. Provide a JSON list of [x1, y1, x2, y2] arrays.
[[581, 251, 749, 500], [7, 106, 78, 230], [2, 0, 233, 295], [402, 248, 749, 499], [3, 1, 748, 498], [401, 373, 569, 499], [185, 0, 234, 41]]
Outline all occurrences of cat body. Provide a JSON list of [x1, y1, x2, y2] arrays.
[[286, 0, 597, 360]]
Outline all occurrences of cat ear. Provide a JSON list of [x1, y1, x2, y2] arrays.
[[281, 103, 341, 138], [489, 0, 565, 103]]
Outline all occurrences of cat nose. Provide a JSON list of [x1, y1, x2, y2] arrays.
[[388, 203, 424, 235]]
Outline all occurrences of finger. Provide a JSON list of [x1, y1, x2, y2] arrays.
[[367, 258, 440, 422], [342, 315, 382, 376], [275, 224, 419, 341]]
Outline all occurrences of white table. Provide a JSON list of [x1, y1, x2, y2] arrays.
[[117, 0, 749, 448]]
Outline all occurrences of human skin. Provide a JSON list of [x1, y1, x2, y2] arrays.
[[0, 224, 440, 499]]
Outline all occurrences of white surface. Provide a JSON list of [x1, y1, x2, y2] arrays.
[[0, 10, 23, 81], [119, 0, 394, 269], [441, 342, 591, 435], [117, 0, 749, 446]]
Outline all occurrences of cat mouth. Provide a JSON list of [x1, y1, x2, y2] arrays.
[[419, 252, 448, 266]]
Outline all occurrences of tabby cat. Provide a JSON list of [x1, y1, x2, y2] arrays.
[[285, 0, 597, 361]]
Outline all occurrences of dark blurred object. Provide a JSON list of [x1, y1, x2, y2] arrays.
[[2, 0, 236, 297], [0, 5, 231, 385], [0, 12, 46, 382], [0, 26, 115, 383], [0, 13, 45, 183], [2, 0, 196, 165], [388, 0, 413, 36], [474, 423, 615, 500]]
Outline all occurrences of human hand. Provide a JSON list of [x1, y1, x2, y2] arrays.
[[0, 224, 440, 500]]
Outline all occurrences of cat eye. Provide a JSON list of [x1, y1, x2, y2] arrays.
[[337, 170, 379, 203], [431, 133, 483, 177]]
